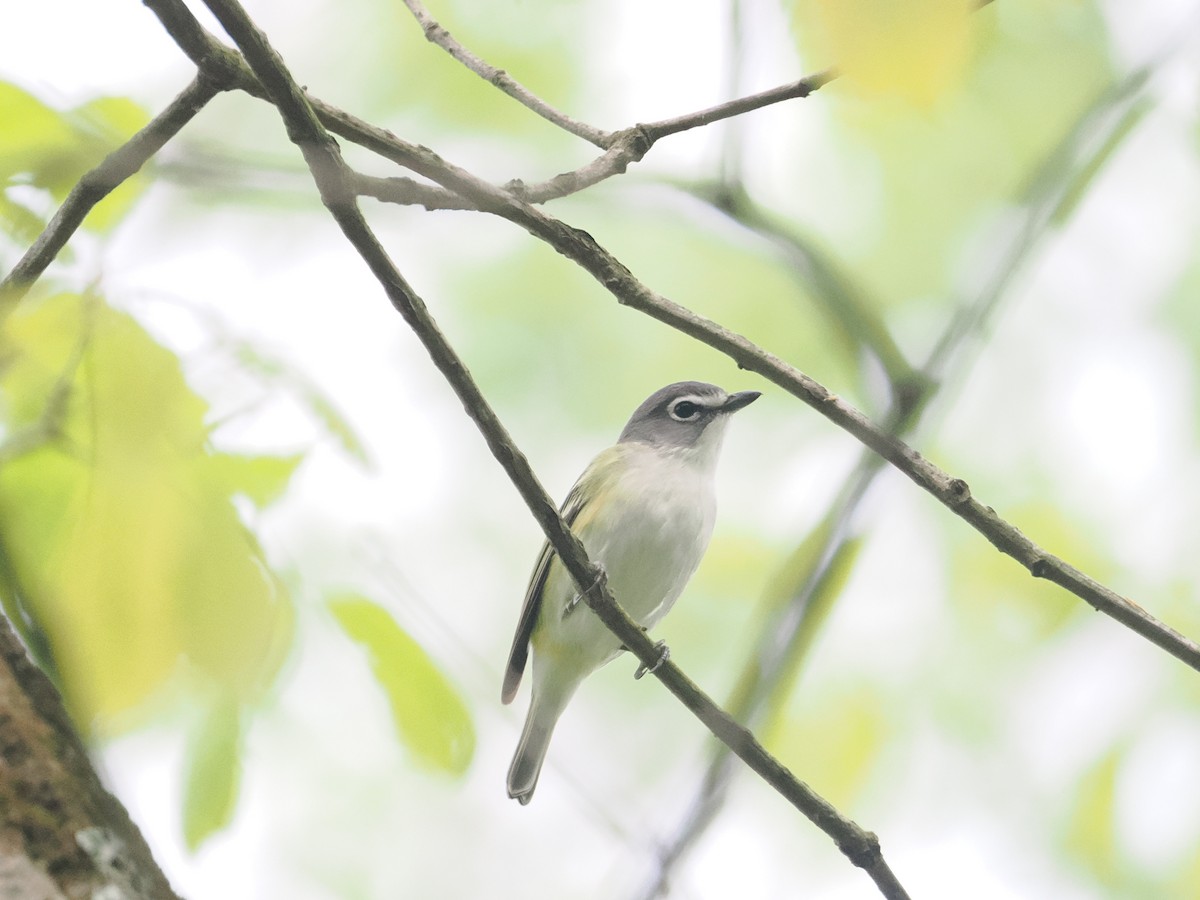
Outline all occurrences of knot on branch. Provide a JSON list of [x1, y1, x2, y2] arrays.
[[608, 125, 654, 164], [946, 478, 972, 506], [196, 47, 244, 92], [837, 829, 882, 869], [504, 178, 531, 202]]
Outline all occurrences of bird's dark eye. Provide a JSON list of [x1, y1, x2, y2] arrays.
[[670, 400, 701, 421]]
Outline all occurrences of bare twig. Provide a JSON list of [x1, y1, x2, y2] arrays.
[[636, 59, 1172, 897], [641, 70, 835, 142], [364, 140, 1200, 675], [145, 0, 1200, 679], [718, 0, 747, 189], [144, 0, 830, 212], [399, 0, 612, 148], [397, 0, 832, 149], [0, 74, 226, 307], [183, 0, 912, 894]]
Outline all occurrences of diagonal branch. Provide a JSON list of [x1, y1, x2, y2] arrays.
[[640, 70, 835, 142], [145, 0, 831, 211], [59, 0, 1190, 719], [399, 0, 612, 148], [143, 0, 1200, 676], [635, 61, 1174, 896], [0, 73, 226, 307], [188, 0, 912, 895], [357, 136, 1200, 675], [397, 0, 832, 148]]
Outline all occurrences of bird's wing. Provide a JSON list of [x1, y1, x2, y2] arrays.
[[500, 481, 590, 704]]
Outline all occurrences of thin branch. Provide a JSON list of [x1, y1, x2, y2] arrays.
[[637, 59, 1175, 896], [144, 0, 830, 211], [718, 0, 747, 190], [144, 0, 1200, 677], [357, 137, 1200, 675], [399, 0, 612, 148], [641, 70, 835, 143], [396, 0, 833, 151], [187, 1, 911, 895], [0, 73, 226, 307], [0, 298, 91, 466], [686, 181, 920, 398]]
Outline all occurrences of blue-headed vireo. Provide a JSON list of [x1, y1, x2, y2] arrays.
[[501, 381, 761, 804]]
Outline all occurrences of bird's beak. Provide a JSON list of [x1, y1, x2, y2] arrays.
[[721, 390, 762, 413]]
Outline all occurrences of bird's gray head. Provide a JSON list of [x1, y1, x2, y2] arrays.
[[618, 381, 761, 454]]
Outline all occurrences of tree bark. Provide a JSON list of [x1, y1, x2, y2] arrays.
[[0, 614, 181, 900]]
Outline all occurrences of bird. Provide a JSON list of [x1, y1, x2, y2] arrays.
[[501, 381, 761, 804]]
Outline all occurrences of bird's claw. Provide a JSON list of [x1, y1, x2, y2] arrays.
[[634, 641, 670, 679], [562, 565, 607, 620]]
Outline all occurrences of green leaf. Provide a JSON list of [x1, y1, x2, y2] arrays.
[[1049, 95, 1151, 227], [72, 95, 151, 145], [789, 1, 1115, 307], [770, 685, 887, 809], [0, 192, 49, 246], [208, 451, 305, 508], [725, 511, 865, 721], [0, 82, 75, 182], [299, 386, 371, 468], [0, 81, 150, 235], [182, 696, 243, 851], [0, 292, 295, 727], [232, 343, 371, 468], [1062, 746, 1123, 885], [330, 594, 474, 775], [946, 500, 1085, 644]]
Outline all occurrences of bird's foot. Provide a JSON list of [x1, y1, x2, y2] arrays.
[[634, 641, 670, 680], [563, 565, 607, 620]]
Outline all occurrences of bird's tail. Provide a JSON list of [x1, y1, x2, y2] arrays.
[[507, 684, 573, 805]]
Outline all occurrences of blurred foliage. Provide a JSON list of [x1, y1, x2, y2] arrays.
[[329, 593, 475, 774], [0, 68, 488, 851], [183, 693, 244, 851], [1061, 745, 1132, 892], [2, 0, 1200, 896], [742, 518, 865, 722], [450, 203, 864, 432], [792, 0, 1115, 306], [771, 682, 889, 811], [947, 500, 1093, 644], [230, 341, 374, 468], [1161, 252, 1200, 440], [794, 0, 975, 107], [0, 288, 296, 852], [0, 81, 149, 240], [0, 291, 290, 723]]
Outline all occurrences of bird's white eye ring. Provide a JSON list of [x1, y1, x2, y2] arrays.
[[669, 399, 701, 421]]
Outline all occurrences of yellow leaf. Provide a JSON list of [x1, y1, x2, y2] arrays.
[[795, 0, 975, 107]]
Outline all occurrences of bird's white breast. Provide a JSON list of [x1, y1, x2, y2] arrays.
[[533, 441, 718, 672]]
